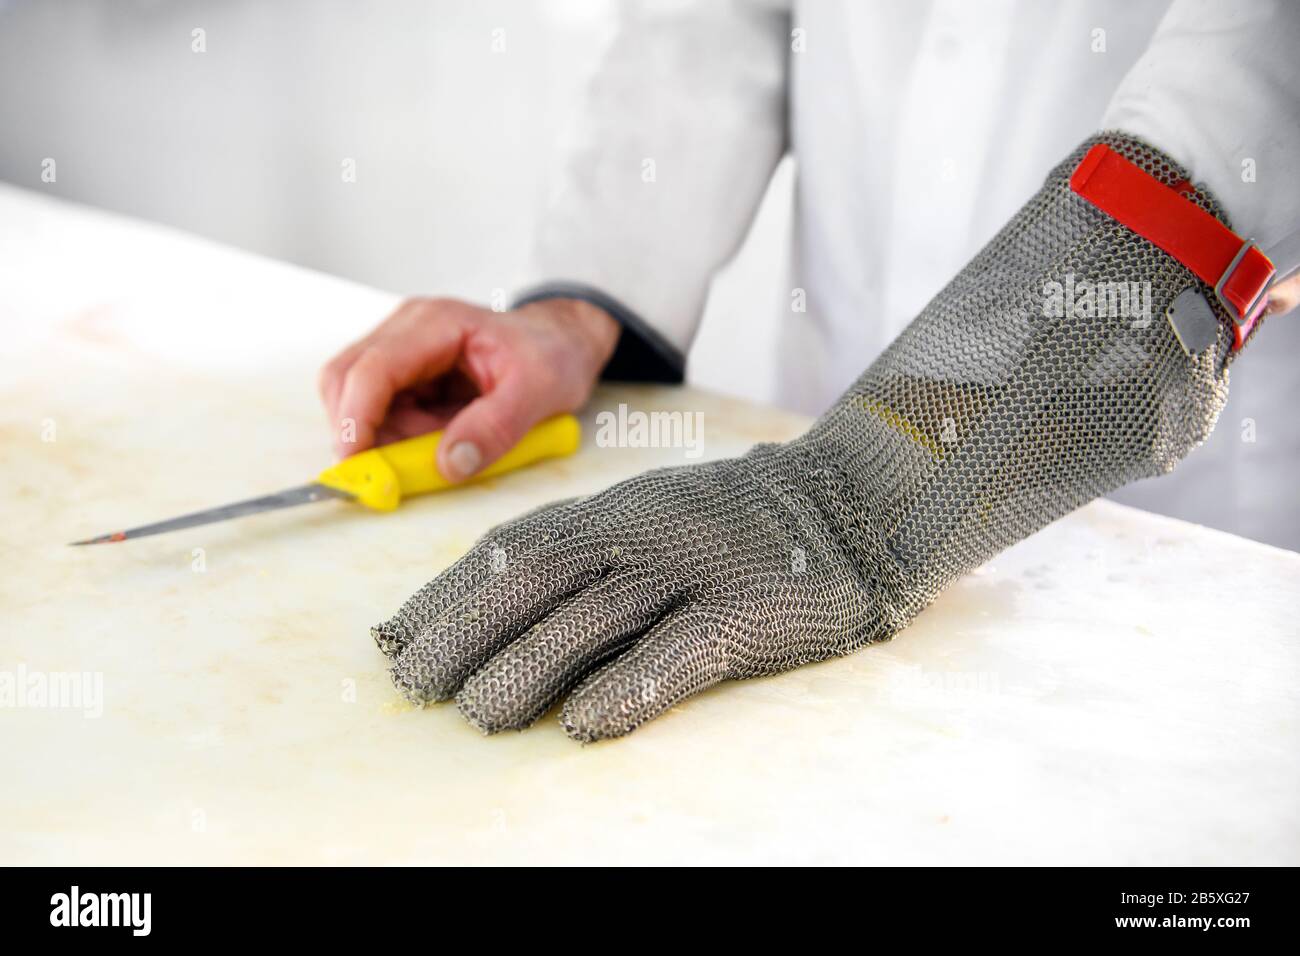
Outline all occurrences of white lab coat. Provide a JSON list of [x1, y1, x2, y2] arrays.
[[523, 0, 1300, 546]]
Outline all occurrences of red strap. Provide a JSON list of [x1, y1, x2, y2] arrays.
[[1069, 144, 1274, 350]]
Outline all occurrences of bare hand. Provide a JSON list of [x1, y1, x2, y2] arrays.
[[319, 297, 619, 480]]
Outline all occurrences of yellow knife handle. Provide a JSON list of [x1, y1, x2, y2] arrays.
[[316, 413, 581, 511]]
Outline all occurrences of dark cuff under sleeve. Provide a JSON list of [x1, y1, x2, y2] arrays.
[[513, 281, 685, 384]]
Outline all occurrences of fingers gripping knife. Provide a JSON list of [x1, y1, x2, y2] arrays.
[[373, 134, 1294, 743], [71, 415, 581, 544]]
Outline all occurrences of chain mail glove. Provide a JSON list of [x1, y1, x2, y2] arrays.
[[374, 134, 1249, 742]]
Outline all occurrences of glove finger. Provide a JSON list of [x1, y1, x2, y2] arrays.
[[560, 605, 735, 743], [370, 495, 587, 659], [484, 495, 583, 538], [455, 572, 681, 733], [390, 532, 609, 703]]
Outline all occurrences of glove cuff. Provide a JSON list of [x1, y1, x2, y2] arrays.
[[794, 133, 1237, 632]]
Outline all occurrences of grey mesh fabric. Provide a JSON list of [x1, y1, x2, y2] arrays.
[[374, 133, 1241, 742]]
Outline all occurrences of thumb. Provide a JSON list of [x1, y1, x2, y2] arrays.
[[437, 379, 546, 482]]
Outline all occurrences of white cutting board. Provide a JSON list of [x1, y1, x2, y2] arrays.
[[1, 185, 1297, 865]]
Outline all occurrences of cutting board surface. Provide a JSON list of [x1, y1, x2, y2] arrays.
[[2, 186, 1298, 865]]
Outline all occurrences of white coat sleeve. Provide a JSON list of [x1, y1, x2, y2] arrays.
[[1101, 0, 1300, 248], [514, 0, 791, 381]]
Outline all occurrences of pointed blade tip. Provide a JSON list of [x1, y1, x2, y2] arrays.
[[68, 532, 126, 546]]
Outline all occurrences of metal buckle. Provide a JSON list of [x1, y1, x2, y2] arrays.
[[1214, 239, 1269, 327]]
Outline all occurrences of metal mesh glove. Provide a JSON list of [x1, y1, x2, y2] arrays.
[[374, 134, 1239, 741]]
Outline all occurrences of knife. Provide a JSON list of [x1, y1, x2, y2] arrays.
[[70, 413, 581, 545]]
